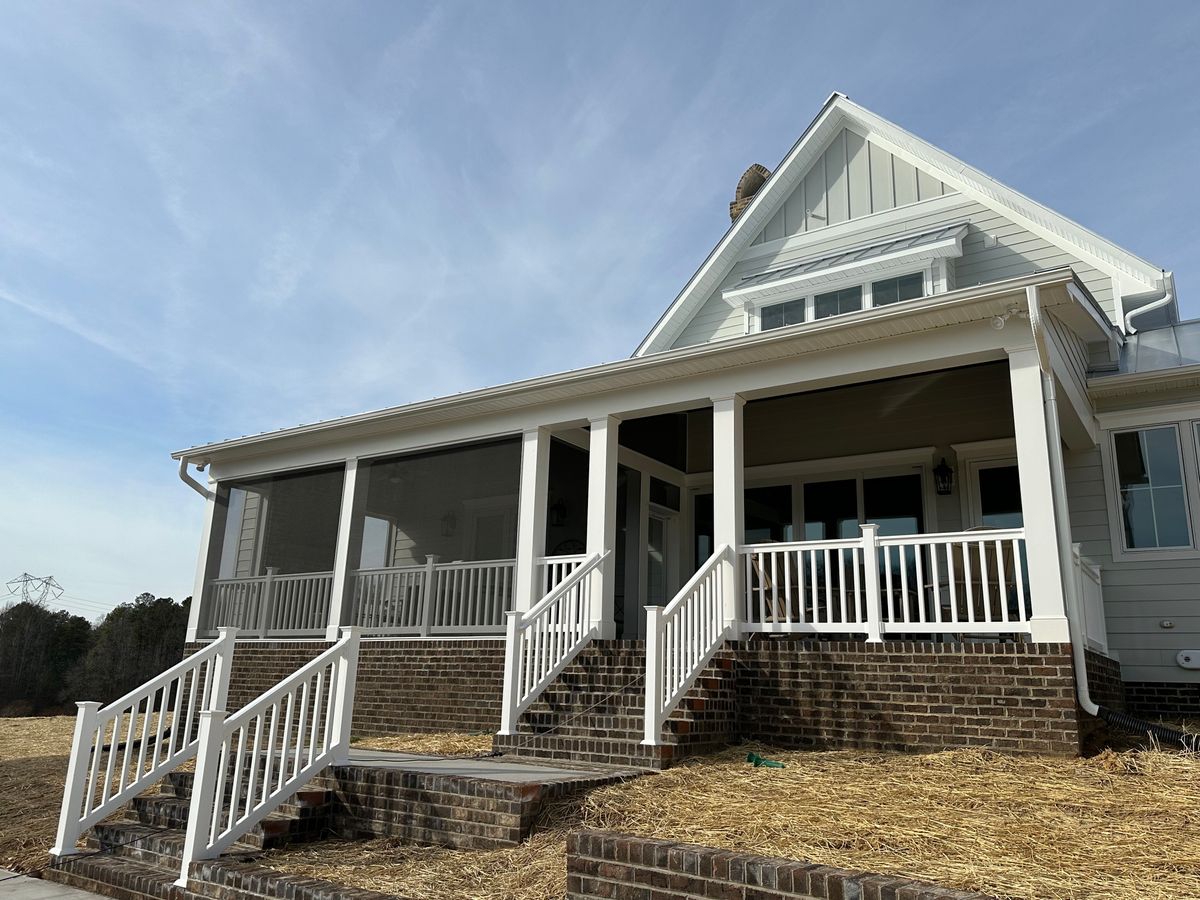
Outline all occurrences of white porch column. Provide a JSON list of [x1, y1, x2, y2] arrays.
[[586, 415, 620, 639], [711, 394, 745, 635], [186, 479, 225, 643], [1008, 348, 1071, 643], [326, 459, 367, 641], [513, 426, 551, 613]]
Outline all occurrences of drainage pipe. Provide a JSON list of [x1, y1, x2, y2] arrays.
[[177, 457, 211, 499], [1123, 271, 1173, 335], [1041, 371, 1199, 751]]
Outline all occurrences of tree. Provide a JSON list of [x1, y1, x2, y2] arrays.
[[0, 600, 92, 714]]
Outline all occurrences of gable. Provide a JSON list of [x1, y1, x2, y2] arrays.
[[749, 128, 952, 244]]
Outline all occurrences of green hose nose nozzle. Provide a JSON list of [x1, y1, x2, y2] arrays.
[[746, 751, 785, 768]]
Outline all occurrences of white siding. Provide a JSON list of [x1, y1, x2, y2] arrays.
[[671, 195, 1118, 350], [1065, 446, 1200, 684]]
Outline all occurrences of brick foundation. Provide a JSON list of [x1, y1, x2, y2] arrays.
[[186, 638, 505, 735], [567, 830, 997, 900], [733, 639, 1083, 755], [1083, 649, 1125, 710], [1125, 681, 1200, 718]]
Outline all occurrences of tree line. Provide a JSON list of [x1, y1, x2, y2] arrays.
[[0, 593, 189, 716]]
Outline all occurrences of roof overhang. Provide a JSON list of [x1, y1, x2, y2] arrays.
[[176, 268, 1102, 470]]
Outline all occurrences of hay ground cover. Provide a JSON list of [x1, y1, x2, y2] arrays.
[[267, 743, 1200, 900]]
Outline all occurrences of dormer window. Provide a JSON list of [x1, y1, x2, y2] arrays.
[[872, 272, 925, 306], [760, 298, 807, 330], [814, 286, 864, 319]]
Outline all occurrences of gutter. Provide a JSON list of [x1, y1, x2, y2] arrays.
[[1123, 270, 1174, 334], [178, 458, 211, 500]]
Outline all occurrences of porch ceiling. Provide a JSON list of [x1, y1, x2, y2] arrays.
[[177, 269, 1104, 474]]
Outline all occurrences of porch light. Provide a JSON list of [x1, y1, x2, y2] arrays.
[[933, 458, 955, 496]]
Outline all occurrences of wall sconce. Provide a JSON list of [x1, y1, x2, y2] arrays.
[[440, 512, 457, 537], [549, 497, 569, 528], [933, 458, 955, 496]]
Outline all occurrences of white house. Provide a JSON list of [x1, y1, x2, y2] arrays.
[[163, 94, 1200, 750]]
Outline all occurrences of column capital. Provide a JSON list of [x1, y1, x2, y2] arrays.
[[588, 413, 622, 428], [710, 393, 745, 410]]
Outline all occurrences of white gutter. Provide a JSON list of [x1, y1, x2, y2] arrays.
[[1123, 270, 1174, 334], [178, 458, 212, 500]]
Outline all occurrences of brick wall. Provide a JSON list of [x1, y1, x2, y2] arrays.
[[733, 639, 1082, 755], [1083, 649, 1124, 710], [567, 830, 998, 900], [1125, 681, 1200, 719], [185, 638, 505, 735]]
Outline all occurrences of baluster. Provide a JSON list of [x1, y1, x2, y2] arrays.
[[963, 541, 975, 623], [995, 539, 1008, 623], [898, 544, 910, 625], [914, 543, 925, 624], [930, 544, 942, 625], [947, 544, 959, 624], [884, 546, 895, 624], [1014, 540, 1028, 621]]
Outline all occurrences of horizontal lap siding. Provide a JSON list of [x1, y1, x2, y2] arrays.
[[671, 195, 1117, 350], [1064, 447, 1200, 686]]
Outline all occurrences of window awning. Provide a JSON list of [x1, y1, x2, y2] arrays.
[[723, 222, 968, 306]]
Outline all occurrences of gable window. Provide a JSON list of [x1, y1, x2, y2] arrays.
[[872, 272, 924, 306], [760, 298, 806, 331], [814, 285, 863, 319], [1112, 426, 1191, 549]]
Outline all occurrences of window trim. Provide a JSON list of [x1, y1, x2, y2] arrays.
[[748, 265, 935, 334], [1100, 419, 1200, 562]]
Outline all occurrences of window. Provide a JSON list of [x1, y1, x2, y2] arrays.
[[814, 286, 863, 319], [760, 298, 806, 331], [872, 272, 924, 306], [1113, 426, 1191, 549]]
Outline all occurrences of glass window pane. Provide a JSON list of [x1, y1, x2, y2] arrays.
[[814, 286, 862, 319], [1114, 430, 1151, 486], [745, 485, 793, 543], [650, 478, 681, 511], [978, 465, 1023, 528], [871, 272, 924, 307], [863, 474, 924, 536], [761, 298, 805, 331], [804, 479, 858, 539], [1114, 426, 1190, 549], [1155, 487, 1191, 547], [1121, 488, 1159, 549], [693, 492, 714, 563], [1145, 428, 1184, 486]]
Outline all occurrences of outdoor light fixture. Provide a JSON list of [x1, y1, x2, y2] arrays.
[[440, 511, 457, 537], [549, 497, 569, 527], [933, 458, 955, 496]]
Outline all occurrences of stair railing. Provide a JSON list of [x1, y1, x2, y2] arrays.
[[642, 546, 733, 745], [498, 551, 608, 734], [175, 627, 362, 887], [51, 628, 239, 858]]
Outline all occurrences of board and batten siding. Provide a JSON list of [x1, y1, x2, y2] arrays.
[[671, 194, 1117, 350], [1065, 446, 1200, 684]]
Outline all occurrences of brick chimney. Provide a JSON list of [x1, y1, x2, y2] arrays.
[[729, 163, 771, 221]]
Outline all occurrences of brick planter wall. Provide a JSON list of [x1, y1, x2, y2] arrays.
[[567, 830, 998, 900], [1125, 681, 1200, 718], [185, 638, 505, 735], [733, 639, 1083, 755]]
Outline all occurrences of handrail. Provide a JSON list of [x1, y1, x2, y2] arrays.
[[176, 627, 361, 886], [498, 551, 608, 734], [643, 546, 732, 745], [51, 628, 238, 858]]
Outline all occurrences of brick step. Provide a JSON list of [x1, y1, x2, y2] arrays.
[[161, 771, 331, 816], [492, 735, 672, 770], [124, 797, 322, 849], [89, 821, 255, 869], [45, 853, 181, 900]]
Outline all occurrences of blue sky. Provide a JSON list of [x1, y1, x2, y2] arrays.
[[1, 1, 1197, 620]]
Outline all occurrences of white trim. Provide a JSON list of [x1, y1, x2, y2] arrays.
[[1096, 401, 1200, 430]]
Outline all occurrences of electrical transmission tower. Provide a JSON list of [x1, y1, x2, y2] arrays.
[[4, 572, 65, 605]]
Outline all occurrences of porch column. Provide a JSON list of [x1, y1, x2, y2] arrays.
[[326, 459, 367, 641], [712, 394, 745, 635], [586, 415, 620, 639], [513, 426, 551, 613], [1007, 348, 1071, 643], [186, 479, 226, 643]]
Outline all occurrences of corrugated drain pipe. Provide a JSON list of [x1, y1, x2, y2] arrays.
[[1042, 371, 1198, 752]]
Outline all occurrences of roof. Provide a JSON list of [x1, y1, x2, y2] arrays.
[[735, 222, 968, 290], [633, 92, 1168, 356], [1115, 320, 1200, 375]]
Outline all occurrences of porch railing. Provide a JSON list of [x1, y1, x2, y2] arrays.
[[538, 554, 586, 595], [201, 571, 333, 638], [1073, 543, 1108, 654], [52, 629, 237, 858], [643, 545, 732, 745], [351, 557, 517, 635], [741, 526, 1031, 637], [499, 551, 608, 733]]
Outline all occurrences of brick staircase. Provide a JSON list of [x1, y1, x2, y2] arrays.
[[492, 639, 737, 769]]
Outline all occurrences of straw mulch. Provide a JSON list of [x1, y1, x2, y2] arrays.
[[266, 743, 1200, 900], [350, 732, 495, 756], [0, 716, 75, 873]]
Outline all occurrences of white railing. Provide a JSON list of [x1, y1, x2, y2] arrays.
[[350, 557, 515, 635], [1073, 543, 1108, 654], [51, 629, 238, 858], [643, 545, 732, 745], [498, 552, 608, 734], [202, 570, 333, 637], [176, 627, 361, 887], [741, 526, 1032, 638], [538, 554, 586, 595]]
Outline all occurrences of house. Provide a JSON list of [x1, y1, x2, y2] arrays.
[[52, 92, 1200, 877]]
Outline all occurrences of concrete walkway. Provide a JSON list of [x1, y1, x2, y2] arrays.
[[345, 748, 643, 783], [0, 870, 102, 899]]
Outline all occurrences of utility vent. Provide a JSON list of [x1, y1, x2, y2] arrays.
[[730, 163, 771, 221]]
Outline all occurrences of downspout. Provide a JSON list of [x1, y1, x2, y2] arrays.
[[1041, 370, 1199, 750], [1123, 270, 1173, 335], [178, 457, 212, 500]]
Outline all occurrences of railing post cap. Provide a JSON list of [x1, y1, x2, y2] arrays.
[[76, 700, 102, 711], [198, 708, 227, 720], [216, 626, 240, 640], [860, 522, 880, 533], [339, 625, 365, 640], [425, 554, 440, 564], [504, 610, 521, 620]]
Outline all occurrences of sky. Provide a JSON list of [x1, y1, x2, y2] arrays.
[[1, 1, 1198, 621]]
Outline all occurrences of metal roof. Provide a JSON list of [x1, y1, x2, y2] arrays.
[[737, 222, 968, 290], [1116, 320, 1200, 374]]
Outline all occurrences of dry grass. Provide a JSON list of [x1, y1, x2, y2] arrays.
[[350, 731, 495, 756], [268, 743, 1200, 900], [0, 715, 74, 873]]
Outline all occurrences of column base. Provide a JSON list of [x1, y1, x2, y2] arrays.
[[1028, 615, 1071, 643]]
